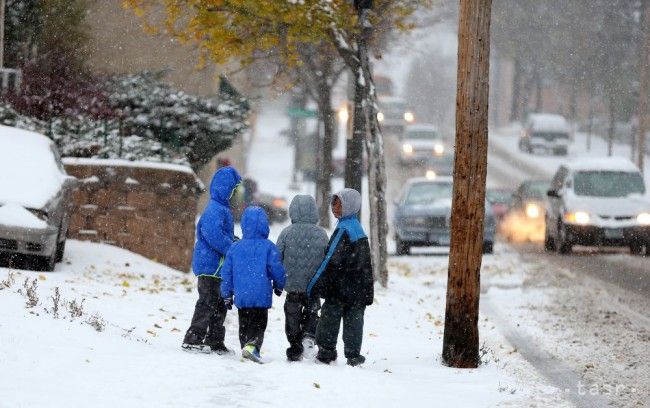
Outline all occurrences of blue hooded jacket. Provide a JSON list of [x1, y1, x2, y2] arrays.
[[220, 206, 286, 309], [191, 166, 241, 276]]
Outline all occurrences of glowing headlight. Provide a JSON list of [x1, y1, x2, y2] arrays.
[[525, 203, 541, 219], [434, 143, 444, 156], [377, 112, 384, 122], [637, 212, 650, 225], [425, 170, 437, 180], [272, 198, 287, 208], [337, 106, 349, 122], [404, 111, 415, 123], [402, 144, 413, 154], [565, 211, 590, 225]]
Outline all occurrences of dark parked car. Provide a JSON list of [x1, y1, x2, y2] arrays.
[[545, 158, 650, 255], [0, 126, 78, 271], [499, 179, 550, 242], [486, 187, 513, 223], [393, 176, 496, 255], [232, 178, 288, 224]]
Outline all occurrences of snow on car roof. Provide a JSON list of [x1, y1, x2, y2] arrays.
[[406, 123, 438, 132], [0, 125, 66, 209], [62, 157, 195, 175], [527, 113, 570, 132], [565, 156, 641, 173]]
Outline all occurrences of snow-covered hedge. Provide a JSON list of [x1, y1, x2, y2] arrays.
[[0, 71, 249, 170]]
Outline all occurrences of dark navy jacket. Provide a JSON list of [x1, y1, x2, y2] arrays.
[[191, 166, 241, 276], [220, 206, 286, 309], [307, 215, 374, 306]]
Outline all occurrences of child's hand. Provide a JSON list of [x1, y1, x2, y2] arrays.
[[273, 288, 283, 297], [223, 296, 233, 310]]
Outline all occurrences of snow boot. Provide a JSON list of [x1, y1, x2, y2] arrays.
[[346, 355, 366, 367], [242, 344, 263, 364], [207, 342, 231, 355], [302, 337, 317, 359], [181, 343, 211, 354], [315, 348, 337, 365], [286, 346, 303, 362]]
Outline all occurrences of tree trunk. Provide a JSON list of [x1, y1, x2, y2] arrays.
[[608, 94, 615, 157], [358, 35, 389, 288], [442, 0, 492, 369], [509, 57, 521, 123], [587, 91, 594, 152], [638, 0, 649, 174], [290, 90, 308, 186], [316, 92, 334, 229], [345, 71, 365, 197], [534, 69, 543, 112]]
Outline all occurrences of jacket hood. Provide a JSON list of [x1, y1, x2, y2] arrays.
[[289, 195, 319, 224], [241, 206, 270, 239], [334, 188, 362, 218], [210, 166, 241, 205]]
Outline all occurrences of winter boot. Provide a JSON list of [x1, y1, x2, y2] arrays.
[[181, 343, 211, 353], [242, 344, 263, 364], [208, 342, 231, 355], [346, 355, 366, 367], [315, 348, 337, 365], [286, 346, 303, 362], [302, 336, 317, 359]]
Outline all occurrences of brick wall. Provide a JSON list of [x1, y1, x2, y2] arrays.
[[63, 159, 204, 272]]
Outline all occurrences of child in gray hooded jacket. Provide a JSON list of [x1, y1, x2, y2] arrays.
[[276, 195, 329, 361]]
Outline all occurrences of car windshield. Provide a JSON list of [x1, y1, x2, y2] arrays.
[[525, 181, 550, 199], [405, 182, 453, 205], [532, 132, 569, 139], [406, 130, 439, 140], [574, 171, 646, 197], [487, 189, 512, 204]]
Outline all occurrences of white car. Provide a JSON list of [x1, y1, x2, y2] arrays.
[[0, 126, 78, 270], [377, 96, 414, 135], [545, 157, 650, 255], [519, 113, 571, 156], [399, 124, 446, 166]]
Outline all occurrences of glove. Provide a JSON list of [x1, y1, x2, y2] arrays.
[[223, 296, 233, 310], [273, 288, 283, 297]]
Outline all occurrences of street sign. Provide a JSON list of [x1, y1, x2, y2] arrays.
[[287, 108, 318, 118]]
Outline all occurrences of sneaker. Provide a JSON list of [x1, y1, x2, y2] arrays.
[[207, 343, 230, 355], [181, 343, 211, 354], [242, 344, 263, 364], [347, 355, 366, 367]]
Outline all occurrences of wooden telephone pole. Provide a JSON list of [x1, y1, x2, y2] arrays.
[[0, 0, 5, 68], [442, 0, 493, 368]]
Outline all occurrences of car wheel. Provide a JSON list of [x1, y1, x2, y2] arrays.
[[544, 227, 556, 251], [482, 241, 494, 254], [630, 241, 645, 256], [556, 221, 572, 255], [396, 238, 410, 256], [55, 239, 66, 262]]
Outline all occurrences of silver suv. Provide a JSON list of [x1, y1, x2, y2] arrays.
[[0, 126, 78, 271]]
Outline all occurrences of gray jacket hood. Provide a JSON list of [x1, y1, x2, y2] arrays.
[[289, 195, 319, 224], [334, 188, 362, 218]]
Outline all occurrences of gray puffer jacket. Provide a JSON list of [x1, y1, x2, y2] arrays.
[[276, 195, 329, 293]]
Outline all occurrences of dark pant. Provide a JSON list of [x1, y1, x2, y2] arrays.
[[284, 292, 320, 354], [238, 308, 268, 349], [184, 276, 227, 346], [316, 301, 366, 360]]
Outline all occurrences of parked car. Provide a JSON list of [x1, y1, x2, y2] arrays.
[[232, 178, 288, 224], [486, 187, 513, 223], [519, 113, 571, 156], [544, 157, 650, 255], [377, 96, 414, 135], [0, 125, 78, 271], [393, 176, 496, 255], [400, 124, 446, 166], [423, 153, 454, 179], [499, 180, 550, 242]]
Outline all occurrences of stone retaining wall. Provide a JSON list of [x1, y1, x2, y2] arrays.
[[63, 159, 203, 272]]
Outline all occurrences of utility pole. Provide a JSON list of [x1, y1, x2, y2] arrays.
[[442, 0, 493, 368], [0, 0, 5, 68], [638, 0, 649, 174]]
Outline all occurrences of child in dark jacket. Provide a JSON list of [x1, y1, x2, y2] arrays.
[[220, 206, 286, 363], [307, 188, 374, 366], [182, 166, 241, 354], [276, 195, 329, 361]]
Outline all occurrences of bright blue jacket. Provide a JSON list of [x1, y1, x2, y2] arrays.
[[191, 166, 241, 276], [220, 206, 286, 309]]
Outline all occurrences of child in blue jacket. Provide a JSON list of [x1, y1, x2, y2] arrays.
[[182, 166, 241, 354], [221, 206, 286, 363]]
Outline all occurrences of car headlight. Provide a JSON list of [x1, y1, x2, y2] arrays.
[[402, 144, 413, 154], [637, 212, 650, 225], [564, 211, 590, 225], [272, 198, 287, 208], [425, 170, 437, 180], [433, 143, 444, 156], [27, 208, 49, 221], [404, 111, 415, 123], [525, 203, 541, 219], [377, 112, 384, 122]]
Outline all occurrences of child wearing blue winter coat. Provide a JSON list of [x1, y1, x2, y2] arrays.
[[220, 206, 286, 363]]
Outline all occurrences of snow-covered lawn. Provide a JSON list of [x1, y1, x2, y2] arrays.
[[0, 240, 561, 407]]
